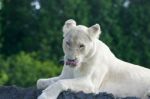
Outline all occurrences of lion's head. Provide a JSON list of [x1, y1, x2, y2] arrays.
[[62, 19, 101, 68]]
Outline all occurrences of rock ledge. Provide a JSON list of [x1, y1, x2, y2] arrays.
[[0, 86, 140, 99]]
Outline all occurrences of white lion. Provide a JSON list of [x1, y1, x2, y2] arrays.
[[37, 19, 150, 99]]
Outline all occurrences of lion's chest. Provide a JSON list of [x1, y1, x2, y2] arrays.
[[72, 65, 92, 78], [73, 69, 82, 78]]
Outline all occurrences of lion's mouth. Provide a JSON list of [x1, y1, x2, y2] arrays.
[[66, 60, 77, 67]]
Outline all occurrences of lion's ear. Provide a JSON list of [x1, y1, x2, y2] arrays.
[[62, 19, 76, 37], [88, 24, 101, 39]]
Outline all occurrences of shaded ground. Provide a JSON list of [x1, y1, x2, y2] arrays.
[[0, 86, 141, 99]]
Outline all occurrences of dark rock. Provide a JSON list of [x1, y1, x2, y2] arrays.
[[0, 85, 41, 99], [0, 86, 142, 99]]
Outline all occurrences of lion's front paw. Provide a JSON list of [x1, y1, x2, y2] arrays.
[[37, 79, 53, 89]]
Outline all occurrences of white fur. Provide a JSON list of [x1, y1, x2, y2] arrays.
[[37, 19, 150, 99]]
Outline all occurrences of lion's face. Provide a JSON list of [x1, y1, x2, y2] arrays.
[[62, 19, 101, 68], [63, 28, 93, 68]]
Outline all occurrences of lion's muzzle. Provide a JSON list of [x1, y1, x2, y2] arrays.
[[66, 58, 78, 67]]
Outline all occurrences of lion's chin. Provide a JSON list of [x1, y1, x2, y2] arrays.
[[68, 65, 77, 68], [66, 63, 77, 68], [65, 61, 80, 68]]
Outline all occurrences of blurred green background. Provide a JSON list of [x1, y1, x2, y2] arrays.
[[0, 0, 150, 87]]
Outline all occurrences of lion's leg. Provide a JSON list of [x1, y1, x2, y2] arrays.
[[38, 77, 94, 99], [37, 65, 73, 89], [37, 77, 60, 89]]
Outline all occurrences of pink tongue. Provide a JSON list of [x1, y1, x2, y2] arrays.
[[66, 61, 77, 66]]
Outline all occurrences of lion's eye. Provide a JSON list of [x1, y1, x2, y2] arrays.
[[79, 44, 85, 48]]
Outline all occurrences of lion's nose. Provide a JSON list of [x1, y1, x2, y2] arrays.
[[68, 58, 77, 62]]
